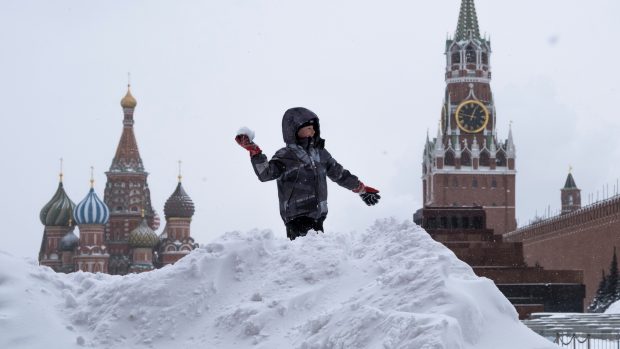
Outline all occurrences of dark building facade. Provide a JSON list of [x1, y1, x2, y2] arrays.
[[415, 207, 584, 319]]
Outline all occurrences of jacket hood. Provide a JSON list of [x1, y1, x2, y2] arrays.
[[281, 107, 322, 145]]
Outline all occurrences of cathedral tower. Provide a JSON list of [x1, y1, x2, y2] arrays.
[[73, 171, 110, 273], [39, 170, 76, 271], [561, 170, 581, 215], [128, 211, 159, 273], [104, 86, 159, 275], [422, 0, 516, 234], [159, 167, 198, 266]]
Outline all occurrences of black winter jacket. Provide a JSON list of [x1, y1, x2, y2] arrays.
[[250, 107, 360, 223]]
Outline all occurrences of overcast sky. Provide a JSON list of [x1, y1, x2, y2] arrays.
[[2, 0, 619, 258]]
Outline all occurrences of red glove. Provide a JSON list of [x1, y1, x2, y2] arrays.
[[235, 134, 262, 157], [353, 182, 381, 206]]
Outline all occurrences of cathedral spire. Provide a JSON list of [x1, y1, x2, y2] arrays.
[[455, 0, 481, 41], [59, 157, 64, 183], [110, 85, 145, 172]]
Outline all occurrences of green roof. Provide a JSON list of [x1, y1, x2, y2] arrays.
[[563, 173, 578, 189], [455, 0, 481, 41]]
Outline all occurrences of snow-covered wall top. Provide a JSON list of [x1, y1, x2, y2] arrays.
[[0, 219, 555, 349]]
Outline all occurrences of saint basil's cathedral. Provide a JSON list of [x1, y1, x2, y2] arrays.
[[38, 86, 198, 275]]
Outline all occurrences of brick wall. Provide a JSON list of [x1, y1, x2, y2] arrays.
[[504, 195, 620, 306]]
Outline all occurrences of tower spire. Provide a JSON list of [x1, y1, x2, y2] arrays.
[[178, 160, 183, 183], [455, 0, 481, 41], [90, 166, 95, 188], [110, 85, 144, 172], [59, 157, 64, 183], [506, 121, 516, 158]]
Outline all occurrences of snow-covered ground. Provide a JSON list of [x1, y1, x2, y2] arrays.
[[606, 301, 620, 314], [0, 219, 556, 349]]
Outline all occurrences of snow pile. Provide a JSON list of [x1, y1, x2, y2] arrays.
[[0, 219, 555, 349], [605, 301, 620, 314]]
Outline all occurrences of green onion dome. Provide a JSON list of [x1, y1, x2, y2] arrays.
[[60, 229, 79, 251], [164, 182, 195, 219], [40, 182, 76, 226], [128, 218, 159, 248]]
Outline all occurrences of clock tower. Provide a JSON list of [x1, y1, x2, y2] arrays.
[[422, 0, 516, 234]]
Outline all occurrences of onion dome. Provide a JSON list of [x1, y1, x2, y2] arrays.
[[60, 229, 79, 251], [164, 182, 195, 219], [40, 182, 76, 226], [74, 188, 110, 225], [128, 218, 159, 248], [120, 85, 137, 108]]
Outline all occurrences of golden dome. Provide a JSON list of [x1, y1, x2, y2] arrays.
[[120, 85, 137, 108]]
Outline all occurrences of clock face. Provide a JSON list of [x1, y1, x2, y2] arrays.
[[455, 100, 489, 133]]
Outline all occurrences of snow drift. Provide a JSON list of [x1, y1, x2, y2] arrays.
[[0, 219, 555, 349]]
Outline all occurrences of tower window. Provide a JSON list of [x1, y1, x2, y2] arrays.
[[466, 45, 476, 63], [569, 195, 574, 205], [451, 52, 461, 65], [479, 150, 490, 167], [445, 150, 455, 166], [481, 52, 488, 65], [461, 151, 472, 166]]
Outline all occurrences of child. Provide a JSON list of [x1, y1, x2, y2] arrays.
[[235, 107, 380, 240]]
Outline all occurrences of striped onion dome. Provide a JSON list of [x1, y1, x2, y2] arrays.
[[128, 218, 159, 248], [73, 188, 110, 225], [164, 182, 195, 219], [40, 182, 76, 226], [60, 229, 79, 251]]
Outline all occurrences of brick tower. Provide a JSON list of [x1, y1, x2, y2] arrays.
[[422, 0, 516, 234], [158, 167, 198, 266], [104, 85, 159, 275], [561, 170, 581, 215]]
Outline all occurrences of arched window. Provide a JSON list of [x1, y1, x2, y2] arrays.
[[466, 45, 476, 63], [496, 150, 507, 167], [479, 150, 490, 167], [461, 150, 472, 167], [451, 52, 461, 65], [445, 150, 456, 166], [481, 52, 488, 65], [569, 195, 574, 205]]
